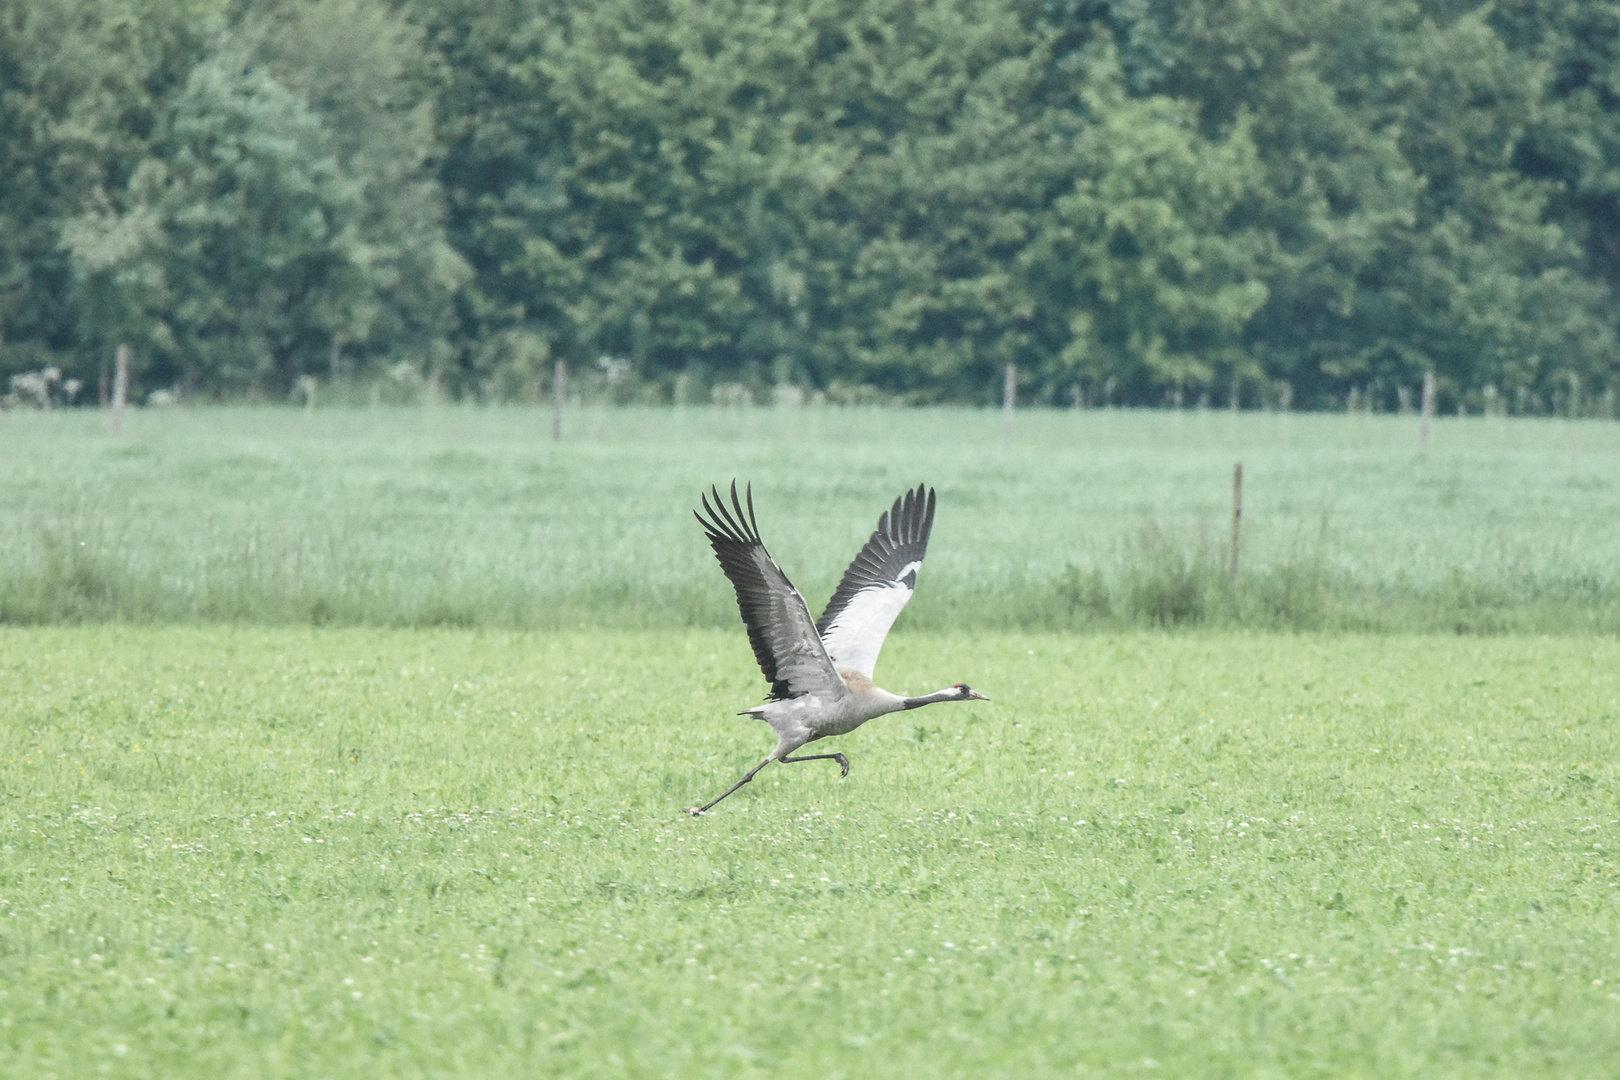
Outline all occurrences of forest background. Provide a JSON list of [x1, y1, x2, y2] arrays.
[[4, 0, 1620, 412]]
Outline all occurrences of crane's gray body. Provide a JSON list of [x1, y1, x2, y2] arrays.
[[743, 674, 955, 753]]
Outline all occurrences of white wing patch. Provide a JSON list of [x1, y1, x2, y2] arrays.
[[819, 559, 922, 679]]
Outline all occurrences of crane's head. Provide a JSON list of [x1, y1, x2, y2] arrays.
[[953, 683, 990, 702]]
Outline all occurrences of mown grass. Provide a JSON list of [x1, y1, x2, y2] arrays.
[[3, 625, 1619, 1077], [2, 405, 1619, 632]]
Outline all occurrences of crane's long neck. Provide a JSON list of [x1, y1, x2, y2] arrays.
[[901, 687, 962, 710]]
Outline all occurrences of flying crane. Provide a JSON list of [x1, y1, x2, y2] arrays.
[[689, 482, 988, 815]]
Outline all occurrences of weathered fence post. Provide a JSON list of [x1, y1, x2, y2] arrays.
[[1420, 370, 1435, 448], [1230, 462, 1243, 582], [1002, 363, 1015, 443], [552, 359, 567, 442], [111, 343, 129, 435]]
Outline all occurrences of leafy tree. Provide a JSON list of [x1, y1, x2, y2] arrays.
[[9, 0, 1619, 407], [1159, 0, 1615, 409], [406, 0, 574, 393], [0, 0, 215, 385], [253, 0, 469, 381], [419, 0, 1075, 399], [1022, 44, 1270, 403], [1491, 0, 1620, 409], [68, 40, 365, 394], [786, 0, 1069, 399]]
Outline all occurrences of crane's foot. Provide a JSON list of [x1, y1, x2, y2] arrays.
[[685, 806, 706, 817], [781, 750, 850, 778]]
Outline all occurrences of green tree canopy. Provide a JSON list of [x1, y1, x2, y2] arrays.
[[2, 0, 1617, 410]]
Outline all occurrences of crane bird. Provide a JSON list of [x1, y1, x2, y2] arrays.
[[688, 482, 988, 815]]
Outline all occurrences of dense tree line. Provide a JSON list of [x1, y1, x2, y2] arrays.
[[2, 0, 1618, 410]]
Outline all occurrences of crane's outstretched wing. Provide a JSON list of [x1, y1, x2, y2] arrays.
[[816, 484, 935, 680], [696, 482, 844, 701]]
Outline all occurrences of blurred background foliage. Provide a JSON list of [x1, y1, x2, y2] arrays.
[[3, 0, 1619, 411]]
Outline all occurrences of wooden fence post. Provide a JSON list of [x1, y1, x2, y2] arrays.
[[1230, 462, 1243, 582], [552, 359, 567, 441], [1002, 363, 1015, 442], [1420, 370, 1435, 448], [111, 343, 129, 435]]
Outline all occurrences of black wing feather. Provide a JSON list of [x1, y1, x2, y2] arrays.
[[695, 481, 836, 701], [816, 483, 936, 635]]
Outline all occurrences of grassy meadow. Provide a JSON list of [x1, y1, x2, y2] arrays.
[[2, 405, 1619, 631], [3, 405, 1620, 1075], [4, 625, 1620, 1078]]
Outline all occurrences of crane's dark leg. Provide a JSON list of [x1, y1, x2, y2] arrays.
[[687, 755, 775, 816], [780, 751, 851, 778]]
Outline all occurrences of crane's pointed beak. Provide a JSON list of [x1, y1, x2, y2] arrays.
[[967, 689, 990, 702]]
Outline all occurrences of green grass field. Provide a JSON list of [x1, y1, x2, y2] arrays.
[[4, 406, 1619, 1074], [3, 405, 1620, 630], [4, 625, 1619, 1077]]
